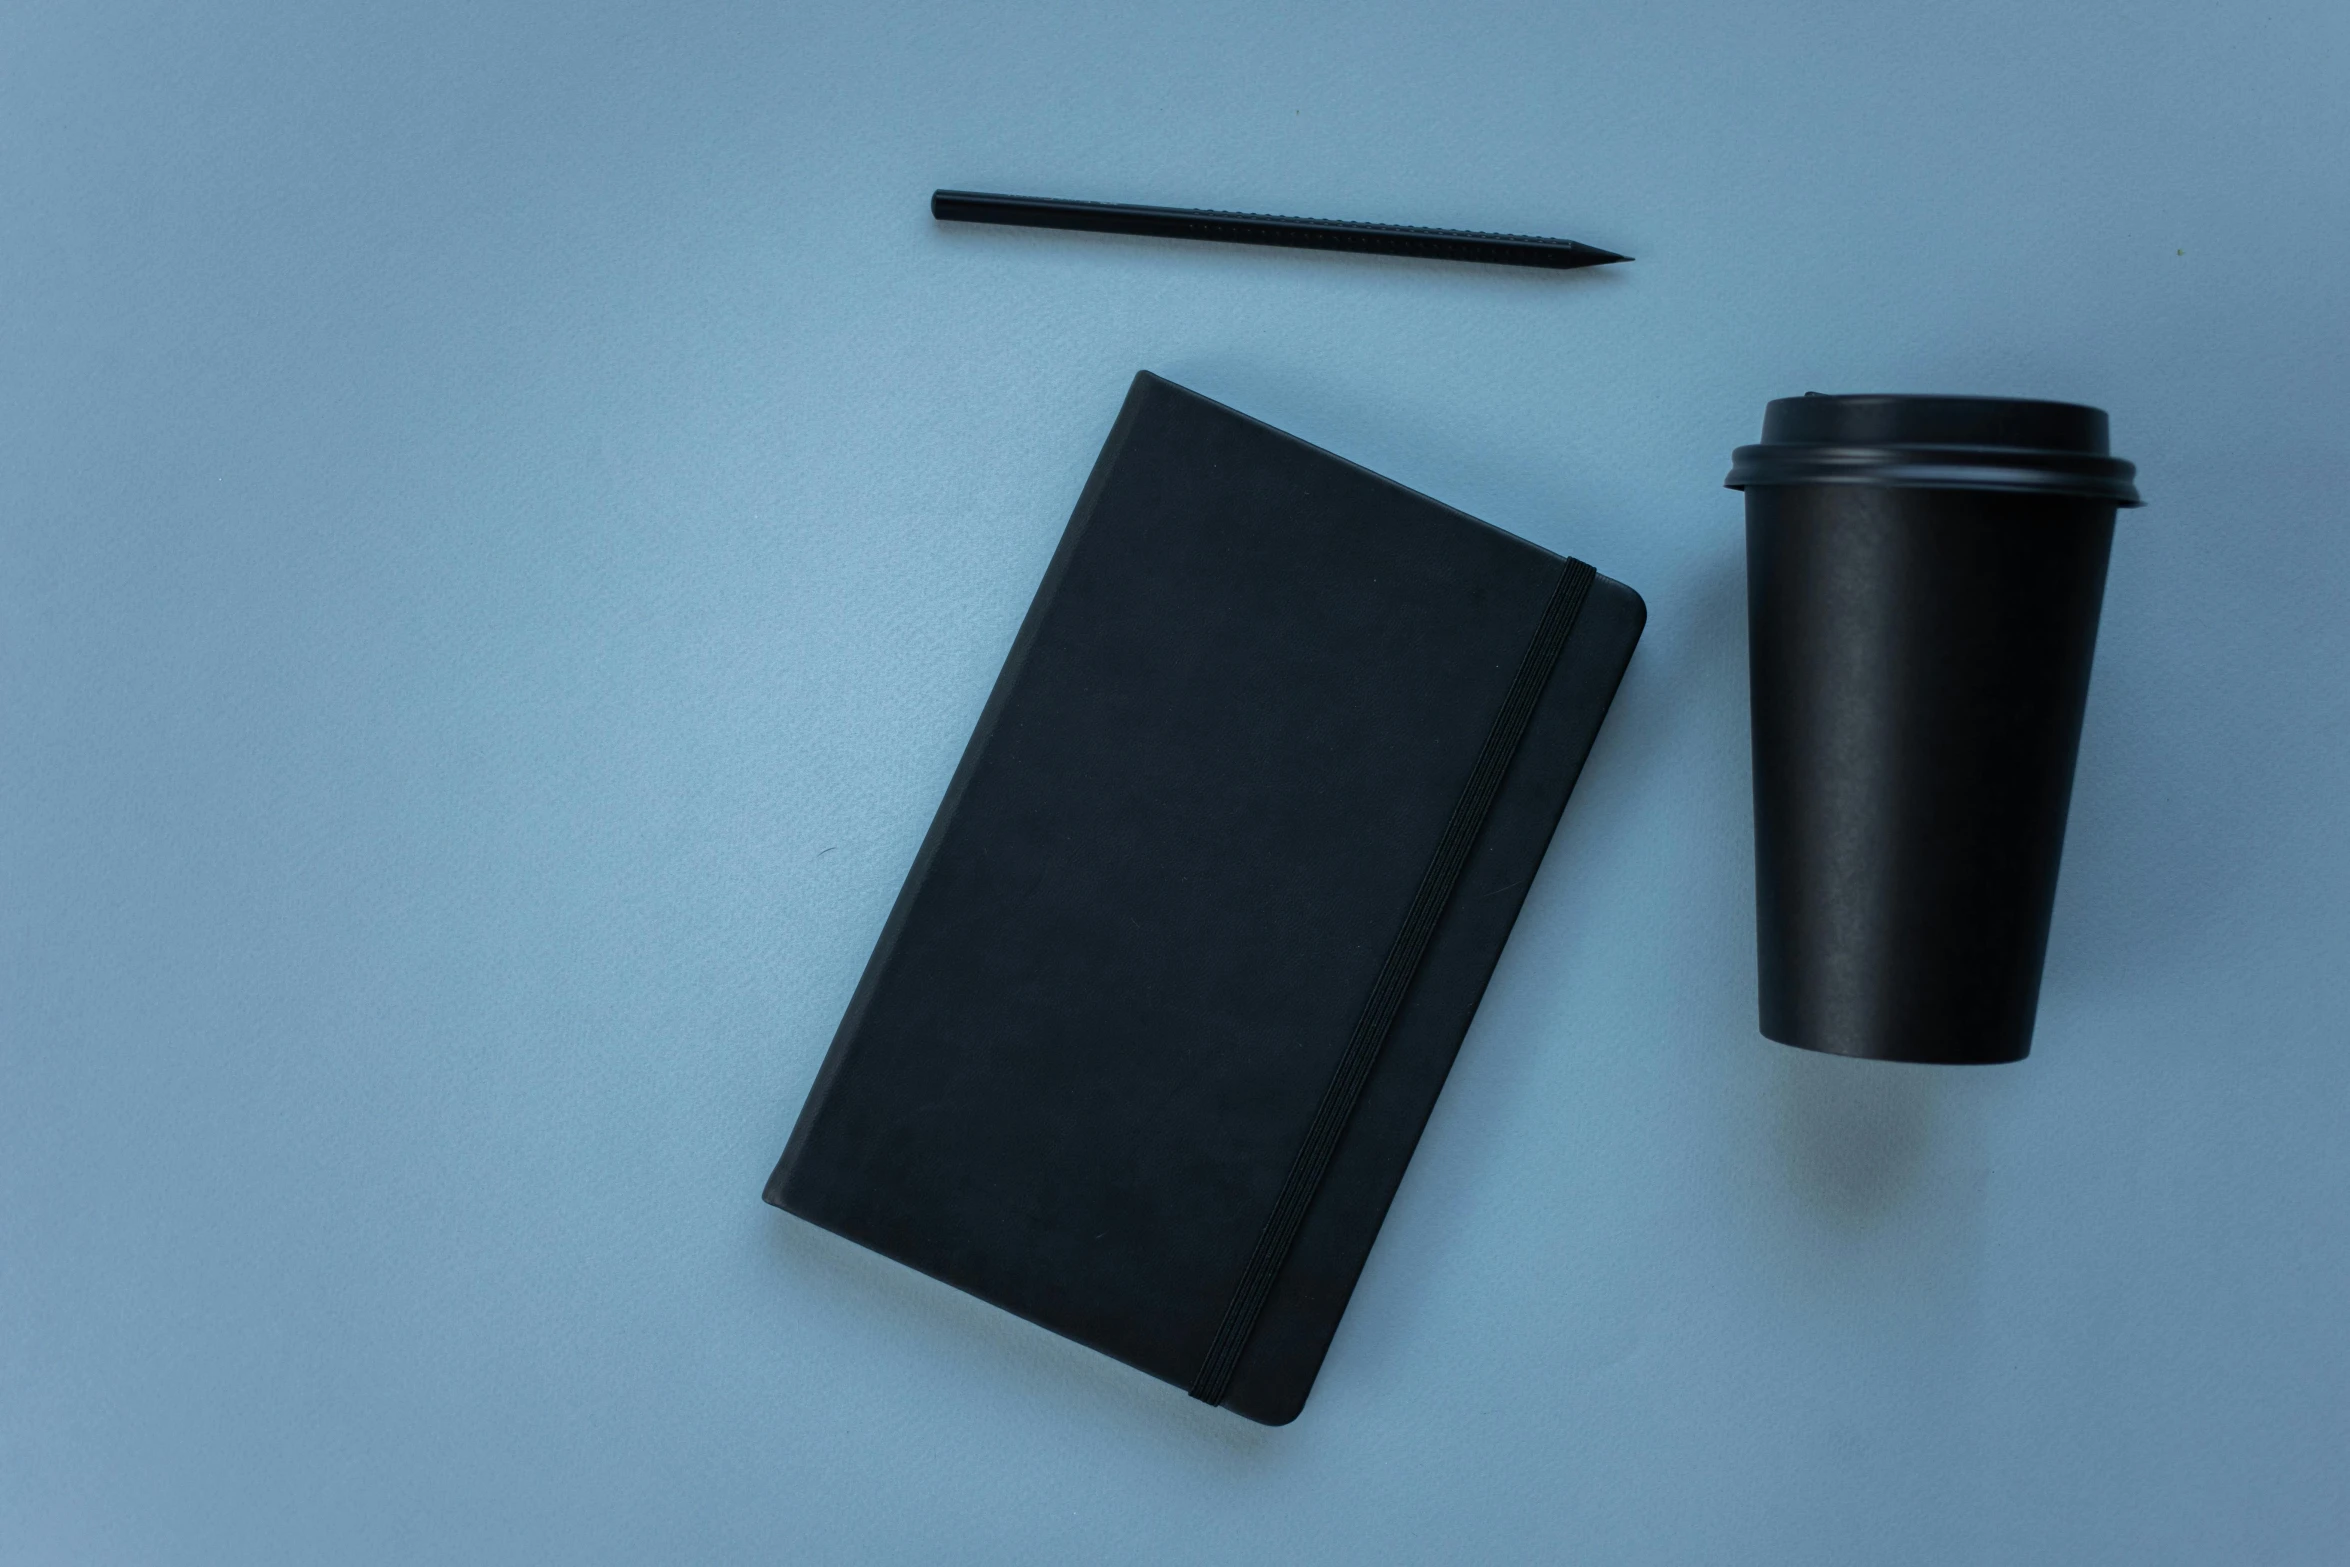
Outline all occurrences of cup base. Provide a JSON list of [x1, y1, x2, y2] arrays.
[[1760, 1021, 2030, 1067]]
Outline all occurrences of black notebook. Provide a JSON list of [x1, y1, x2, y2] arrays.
[[767, 372, 1643, 1423]]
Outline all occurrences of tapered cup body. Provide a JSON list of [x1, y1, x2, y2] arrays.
[[1730, 394, 2139, 1064]]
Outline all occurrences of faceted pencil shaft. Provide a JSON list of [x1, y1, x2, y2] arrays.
[[931, 190, 1629, 271]]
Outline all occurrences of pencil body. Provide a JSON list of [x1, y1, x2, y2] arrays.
[[931, 190, 1627, 270]]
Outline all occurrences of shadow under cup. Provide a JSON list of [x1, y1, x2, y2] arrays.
[[1729, 395, 2143, 1065]]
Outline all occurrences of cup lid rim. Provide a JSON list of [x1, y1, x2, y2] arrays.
[[1729, 394, 2143, 505]]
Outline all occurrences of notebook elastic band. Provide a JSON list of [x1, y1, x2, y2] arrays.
[[1189, 557, 1598, 1406]]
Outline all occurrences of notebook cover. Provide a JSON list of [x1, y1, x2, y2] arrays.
[[766, 372, 1643, 1423]]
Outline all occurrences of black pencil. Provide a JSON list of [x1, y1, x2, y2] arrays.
[[931, 190, 1628, 271]]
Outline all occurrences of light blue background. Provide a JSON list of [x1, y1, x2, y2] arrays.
[[5, 2, 2345, 1561]]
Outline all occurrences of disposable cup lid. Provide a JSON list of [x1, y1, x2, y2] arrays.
[[1726, 393, 2142, 506]]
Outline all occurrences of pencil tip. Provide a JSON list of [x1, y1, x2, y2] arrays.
[[1586, 248, 1631, 264]]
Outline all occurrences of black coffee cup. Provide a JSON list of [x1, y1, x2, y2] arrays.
[[1727, 395, 2142, 1064]]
